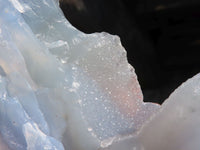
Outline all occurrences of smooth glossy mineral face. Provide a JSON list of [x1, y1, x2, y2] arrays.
[[1, 0, 200, 150]]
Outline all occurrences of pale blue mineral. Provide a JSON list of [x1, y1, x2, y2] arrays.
[[2, 0, 198, 150]]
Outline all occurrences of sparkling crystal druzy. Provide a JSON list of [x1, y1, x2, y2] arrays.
[[0, 0, 159, 149], [1, 0, 200, 150]]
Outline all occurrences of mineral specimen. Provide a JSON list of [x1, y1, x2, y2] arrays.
[[0, 0, 159, 149], [103, 74, 200, 150], [0, 0, 199, 150]]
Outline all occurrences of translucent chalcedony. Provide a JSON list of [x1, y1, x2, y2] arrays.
[[3, 0, 200, 150], [0, 0, 159, 149]]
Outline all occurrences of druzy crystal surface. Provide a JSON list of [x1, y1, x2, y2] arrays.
[[0, 0, 200, 150]]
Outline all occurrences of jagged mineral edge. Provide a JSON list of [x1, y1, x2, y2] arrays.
[[0, 0, 200, 150]]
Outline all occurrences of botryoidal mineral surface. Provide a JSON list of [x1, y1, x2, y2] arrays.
[[0, 0, 199, 150]]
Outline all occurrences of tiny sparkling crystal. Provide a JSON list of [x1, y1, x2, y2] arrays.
[[1, 0, 199, 150]]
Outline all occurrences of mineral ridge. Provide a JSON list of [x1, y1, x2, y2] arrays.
[[0, 0, 199, 150]]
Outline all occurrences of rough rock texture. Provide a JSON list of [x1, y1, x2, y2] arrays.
[[0, 0, 159, 149], [60, 0, 200, 104], [59, 0, 159, 101], [102, 73, 200, 150], [1, 0, 200, 150]]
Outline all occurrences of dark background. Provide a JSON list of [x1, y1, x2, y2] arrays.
[[59, 0, 200, 104]]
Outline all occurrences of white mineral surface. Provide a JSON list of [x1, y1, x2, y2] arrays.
[[102, 74, 200, 150], [0, 0, 199, 150]]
